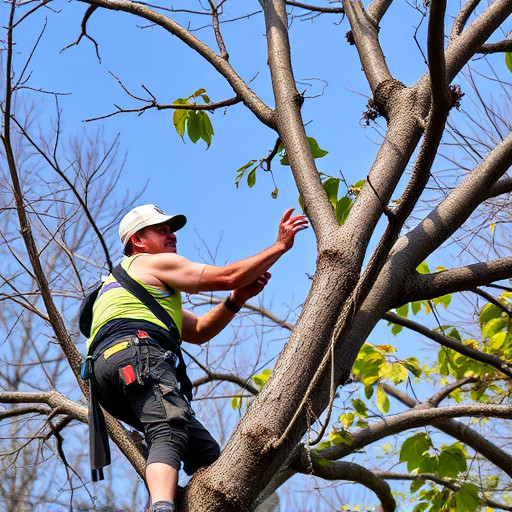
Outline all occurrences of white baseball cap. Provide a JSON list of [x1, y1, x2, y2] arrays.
[[119, 204, 187, 248]]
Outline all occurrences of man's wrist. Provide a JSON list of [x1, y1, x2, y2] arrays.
[[224, 294, 243, 313]]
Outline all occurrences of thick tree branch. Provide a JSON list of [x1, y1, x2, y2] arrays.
[[445, 0, 512, 82], [404, 258, 512, 304], [78, 0, 274, 126], [367, 0, 392, 25], [317, 403, 512, 461], [0, 404, 52, 420], [291, 452, 396, 512], [261, 0, 339, 237], [383, 311, 512, 378], [396, 132, 512, 270], [479, 40, 512, 55], [343, 0, 392, 91], [0, 391, 88, 423], [449, 0, 481, 40], [486, 176, 512, 199]]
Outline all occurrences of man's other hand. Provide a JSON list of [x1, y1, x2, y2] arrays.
[[231, 272, 271, 305]]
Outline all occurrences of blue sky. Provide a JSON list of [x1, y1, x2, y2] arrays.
[[3, 1, 511, 510]]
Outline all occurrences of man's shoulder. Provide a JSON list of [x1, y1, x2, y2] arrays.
[[130, 252, 189, 269]]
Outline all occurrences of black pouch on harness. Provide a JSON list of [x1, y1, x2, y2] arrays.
[[79, 285, 101, 338]]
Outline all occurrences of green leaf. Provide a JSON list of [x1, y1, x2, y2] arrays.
[[391, 323, 403, 335], [364, 384, 374, 399], [400, 433, 432, 472], [506, 52, 512, 73], [198, 110, 214, 147], [348, 179, 366, 195], [479, 303, 503, 327], [482, 317, 506, 338], [231, 395, 242, 410], [322, 177, 340, 204], [417, 454, 438, 474], [192, 88, 206, 97], [412, 503, 429, 512], [403, 357, 422, 378], [307, 136, 328, 159], [396, 303, 409, 318], [352, 398, 369, 417], [376, 385, 390, 413], [489, 331, 507, 351], [247, 168, 257, 188], [235, 160, 257, 188], [446, 327, 462, 341], [330, 429, 353, 446], [416, 261, 430, 274], [252, 369, 271, 388], [411, 301, 422, 315], [410, 479, 425, 494], [200, 94, 211, 103], [376, 344, 395, 354], [316, 457, 331, 467], [433, 294, 452, 308], [335, 196, 353, 225], [339, 413, 355, 429], [186, 111, 201, 143], [437, 443, 467, 478], [454, 483, 481, 512], [172, 108, 189, 139]]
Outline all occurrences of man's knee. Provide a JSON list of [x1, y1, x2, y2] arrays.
[[145, 421, 188, 470]]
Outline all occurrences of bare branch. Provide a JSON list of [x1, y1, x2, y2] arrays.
[[285, 1, 344, 14], [192, 371, 259, 396], [61, 5, 101, 62], [77, 0, 274, 126], [383, 311, 512, 378]]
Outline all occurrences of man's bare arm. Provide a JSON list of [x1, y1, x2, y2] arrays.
[[140, 209, 307, 294], [181, 273, 271, 344]]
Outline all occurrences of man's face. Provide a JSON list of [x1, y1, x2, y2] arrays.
[[136, 223, 177, 254]]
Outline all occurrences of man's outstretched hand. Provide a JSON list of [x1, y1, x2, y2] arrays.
[[276, 208, 308, 252]]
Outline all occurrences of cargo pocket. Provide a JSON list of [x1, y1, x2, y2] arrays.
[[157, 383, 190, 426]]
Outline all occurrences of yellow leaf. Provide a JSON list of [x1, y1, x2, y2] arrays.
[[376, 344, 396, 353]]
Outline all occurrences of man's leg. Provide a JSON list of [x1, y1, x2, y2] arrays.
[[146, 462, 178, 503], [181, 414, 220, 476]]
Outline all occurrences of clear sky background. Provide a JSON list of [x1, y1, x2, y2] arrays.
[[2, 1, 511, 510]]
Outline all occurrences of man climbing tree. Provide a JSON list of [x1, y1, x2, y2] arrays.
[[84, 204, 308, 512]]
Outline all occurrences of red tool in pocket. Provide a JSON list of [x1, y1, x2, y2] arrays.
[[120, 364, 137, 385]]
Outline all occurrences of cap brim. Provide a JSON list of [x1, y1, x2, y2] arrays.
[[167, 214, 187, 232]]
